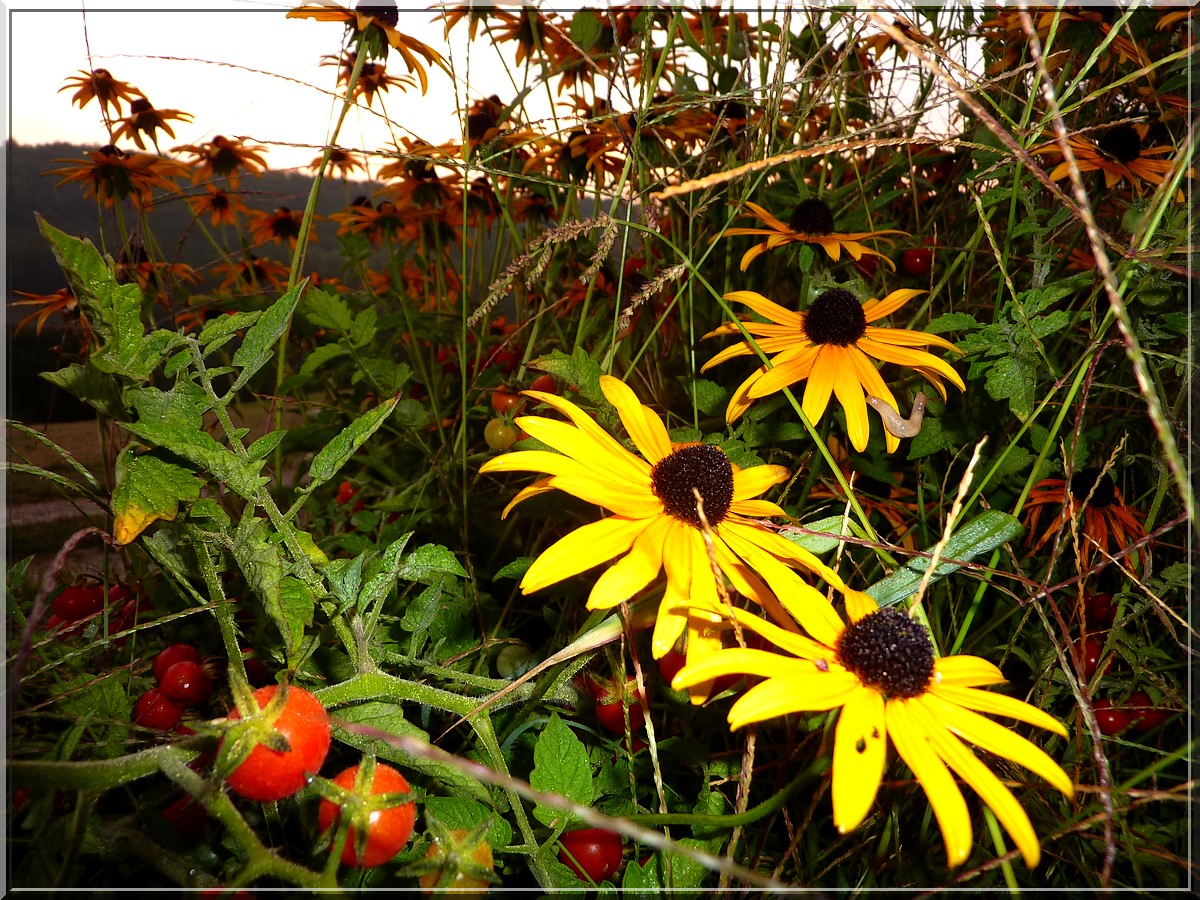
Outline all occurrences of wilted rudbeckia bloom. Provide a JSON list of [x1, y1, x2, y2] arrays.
[[725, 199, 906, 272]]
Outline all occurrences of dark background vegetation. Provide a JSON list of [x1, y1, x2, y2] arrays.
[[6, 140, 379, 423]]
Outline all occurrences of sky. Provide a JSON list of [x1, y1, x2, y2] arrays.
[[5, 0, 535, 175]]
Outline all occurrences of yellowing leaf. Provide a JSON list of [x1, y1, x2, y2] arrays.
[[110, 447, 203, 545]]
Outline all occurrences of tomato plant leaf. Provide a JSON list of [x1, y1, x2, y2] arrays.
[[111, 446, 204, 545], [530, 713, 593, 828], [121, 421, 270, 500], [305, 395, 400, 485], [424, 796, 512, 849], [229, 282, 304, 394], [395, 543, 467, 583]]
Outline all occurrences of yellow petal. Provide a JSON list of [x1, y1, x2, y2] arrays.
[[727, 669, 858, 729], [747, 345, 819, 398], [923, 693, 1074, 795], [587, 515, 671, 609], [518, 418, 650, 485], [801, 347, 838, 428], [724, 369, 763, 423], [600, 375, 672, 464], [724, 289, 807, 328], [932, 683, 1070, 741], [651, 604, 688, 661], [682, 618, 726, 704], [731, 463, 789, 502], [908, 697, 1042, 867], [847, 347, 899, 454], [832, 686, 888, 833], [934, 655, 1006, 687], [546, 475, 662, 518], [830, 348, 871, 452], [887, 698, 973, 867], [521, 516, 646, 594], [864, 289, 924, 322], [843, 589, 879, 622], [519, 390, 651, 480]]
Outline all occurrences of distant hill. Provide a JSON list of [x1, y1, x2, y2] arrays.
[[7, 139, 379, 296], [6, 139, 383, 423]]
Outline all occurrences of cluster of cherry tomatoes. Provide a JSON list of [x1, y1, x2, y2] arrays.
[[133, 643, 214, 731], [46, 580, 145, 638]]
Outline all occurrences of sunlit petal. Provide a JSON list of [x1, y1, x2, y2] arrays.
[[831, 687, 888, 832]]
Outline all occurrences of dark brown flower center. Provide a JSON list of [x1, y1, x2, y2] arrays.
[[129, 97, 151, 114], [1069, 467, 1117, 508], [1097, 124, 1141, 163], [802, 288, 867, 346], [789, 198, 836, 235], [357, 2, 398, 29], [836, 607, 934, 699], [651, 444, 735, 528]]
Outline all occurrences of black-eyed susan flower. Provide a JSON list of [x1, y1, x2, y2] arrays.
[[479, 375, 861, 700], [215, 253, 289, 292], [672, 591, 1074, 868], [111, 97, 193, 151], [1022, 467, 1148, 571], [312, 147, 366, 179], [174, 135, 269, 187], [1035, 124, 1193, 201], [320, 52, 415, 108], [725, 200, 906, 272], [58, 69, 141, 118], [247, 207, 312, 247], [48, 145, 188, 208], [185, 185, 249, 227], [703, 287, 964, 453], [11, 287, 85, 339], [287, 1, 447, 93]]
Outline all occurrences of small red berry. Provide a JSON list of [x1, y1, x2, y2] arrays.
[[134, 688, 186, 731], [529, 374, 557, 394], [1092, 699, 1130, 736], [1073, 635, 1111, 679], [160, 660, 214, 707], [52, 584, 106, 621], [1125, 690, 1169, 734], [900, 247, 933, 277], [154, 644, 203, 683], [1083, 592, 1117, 628], [335, 481, 358, 506]]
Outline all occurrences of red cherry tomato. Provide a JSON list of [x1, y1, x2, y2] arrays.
[[154, 644, 203, 683], [317, 763, 416, 868], [900, 247, 933, 277], [490, 389, 524, 415], [335, 480, 358, 506], [222, 685, 331, 802], [162, 794, 209, 843], [656, 647, 686, 685], [1092, 699, 1130, 736], [134, 688, 186, 731], [52, 584, 106, 621], [1083, 592, 1117, 628], [160, 660, 213, 707], [484, 418, 519, 451], [559, 828, 624, 883], [852, 255, 879, 280], [1125, 690, 1168, 734], [529, 374, 557, 394], [1074, 635, 1111, 678], [596, 697, 645, 734]]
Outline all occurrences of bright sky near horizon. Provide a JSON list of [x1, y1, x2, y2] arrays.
[[6, 1, 531, 175]]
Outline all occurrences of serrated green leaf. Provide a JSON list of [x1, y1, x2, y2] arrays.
[[530, 714, 593, 828], [865, 510, 1024, 607], [111, 447, 204, 545], [349, 306, 378, 348], [298, 343, 349, 377], [121, 420, 269, 499], [984, 352, 1037, 420], [245, 429, 288, 461], [396, 543, 467, 583], [40, 363, 126, 418], [528, 349, 604, 405], [679, 377, 728, 417], [232, 515, 285, 647], [306, 396, 399, 485], [570, 8, 602, 50], [325, 554, 367, 613], [277, 576, 315, 656], [229, 282, 304, 393], [358, 533, 414, 613], [495, 557, 534, 580], [126, 380, 208, 431], [423, 796, 512, 849], [198, 309, 262, 351], [305, 288, 355, 332], [926, 312, 979, 334]]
